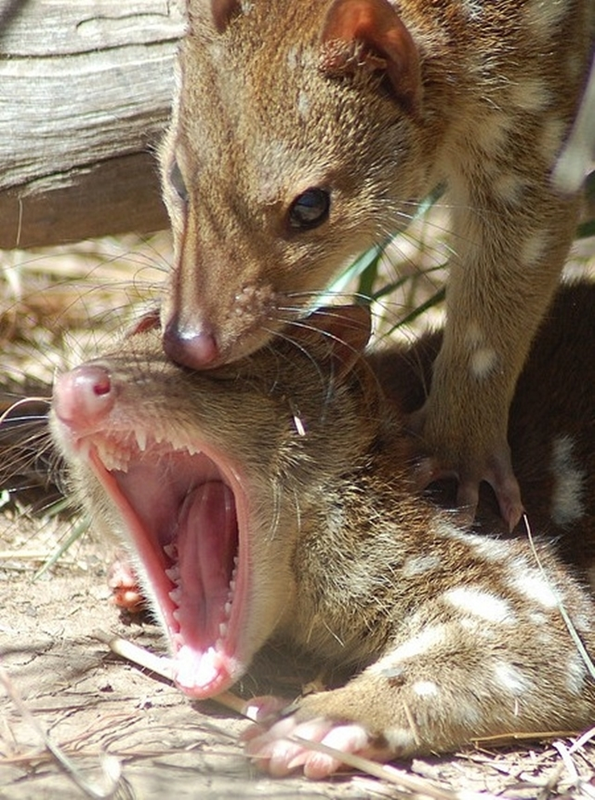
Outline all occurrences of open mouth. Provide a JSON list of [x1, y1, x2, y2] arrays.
[[84, 431, 250, 699]]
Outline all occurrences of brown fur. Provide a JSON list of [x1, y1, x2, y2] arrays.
[[52, 281, 595, 776], [159, 0, 593, 525]]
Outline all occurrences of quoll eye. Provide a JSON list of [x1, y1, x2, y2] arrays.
[[169, 159, 188, 203], [288, 187, 330, 230]]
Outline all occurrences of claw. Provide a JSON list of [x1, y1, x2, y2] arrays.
[[408, 417, 524, 532], [244, 710, 384, 778]]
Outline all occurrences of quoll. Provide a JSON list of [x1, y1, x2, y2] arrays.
[[51, 281, 595, 778], [160, 0, 594, 527]]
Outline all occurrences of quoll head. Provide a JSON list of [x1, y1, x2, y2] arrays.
[[50, 305, 376, 700], [160, 0, 428, 369]]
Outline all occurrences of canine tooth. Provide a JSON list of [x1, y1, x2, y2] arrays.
[[229, 580, 236, 592], [134, 428, 147, 450], [224, 601, 232, 616], [172, 609, 181, 623], [219, 622, 228, 638]]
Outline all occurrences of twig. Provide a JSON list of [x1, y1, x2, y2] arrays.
[[290, 736, 500, 800], [101, 634, 247, 717]]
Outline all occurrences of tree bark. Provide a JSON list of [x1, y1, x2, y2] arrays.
[[0, 0, 186, 249]]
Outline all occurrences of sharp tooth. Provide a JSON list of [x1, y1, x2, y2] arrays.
[[172, 609, 181, 623], [169, 588, 182, 604], [215, 638, 224, 651], [229, 580, 236, 592], [224, 601, 232, 616], [165, 566, 180, 583], [163, 543, 178, 558], [135, 428, 147, 451], [219, 622, 228, 638]]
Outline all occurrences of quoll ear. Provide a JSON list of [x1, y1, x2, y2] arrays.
[[320, 0, 421, 113], [293, 305, 373, 380], [210, 0, 241, 32]]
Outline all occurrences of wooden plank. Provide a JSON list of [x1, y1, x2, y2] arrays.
[[0, 0, 186, 249]]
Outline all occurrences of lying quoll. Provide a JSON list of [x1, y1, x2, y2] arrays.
[[51, 281, 595, 778]]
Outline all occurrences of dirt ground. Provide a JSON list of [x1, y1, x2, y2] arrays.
[[1, 511, 595, 800]]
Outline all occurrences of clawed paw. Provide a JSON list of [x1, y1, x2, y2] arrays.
[[407, 411, 524, 531], [243, 705, 382, 778], [107, 551, 146, 612], [412, 451, 524, 532]]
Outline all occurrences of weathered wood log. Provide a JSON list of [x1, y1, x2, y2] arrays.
[[0, 0, 186, 250]]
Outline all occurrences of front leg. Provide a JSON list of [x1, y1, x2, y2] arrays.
[[413, 161, 580, 529], [245, 575, 595, 778]]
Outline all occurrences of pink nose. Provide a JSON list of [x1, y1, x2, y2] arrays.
[[53, 364, 115, 430], [162, 319, 219, 369]]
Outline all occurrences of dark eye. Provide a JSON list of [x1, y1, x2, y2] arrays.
[[288, 187, 330, 230], [169, 159, 188, 203]]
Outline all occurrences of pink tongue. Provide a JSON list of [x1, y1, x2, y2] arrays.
[[175, 481, 237, 645]]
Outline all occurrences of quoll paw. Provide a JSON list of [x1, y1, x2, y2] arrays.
[[243, 702, 389, 778], [107, 552, 146, 613], [408, 409, 523, 531]]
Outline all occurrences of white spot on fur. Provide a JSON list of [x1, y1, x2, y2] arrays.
[[462, 0, 483, 18], [493, 662, 530, 695], [493, 173, 525, 206], [438, 524, 513, 562], [524, 1, 568, 40], [510, 78, 551, 113], [385, 727, 416, 753], [520, 232, 548, 267], [402, 554, 442, 577], [471, 536, 512, 562], [541, 117, 568, 165], [297, 91, 310, 119], [571, 612, 592, 634], [566, 654, 587, 695], [465, 322, 484, 347], [374, 625, 446, 670], [444, 587, 515, 624], [412, 680, 439, 697], [471, 347, 498, 379], [473, 111, 513, 155], [511, 569, 558, 608], [550, 434, 586, 526]]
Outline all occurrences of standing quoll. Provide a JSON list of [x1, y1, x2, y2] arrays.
[[51, 281, 595, 778], [159, 0, 594, 528]]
